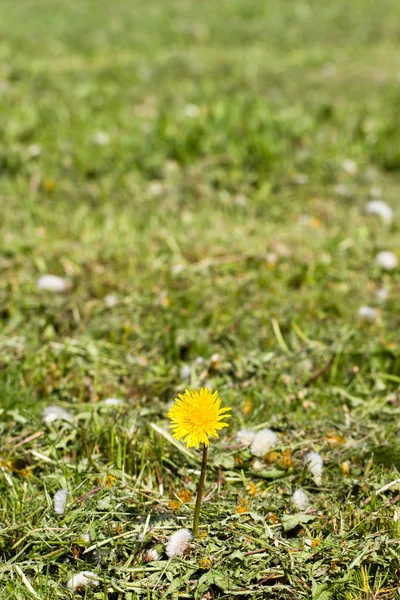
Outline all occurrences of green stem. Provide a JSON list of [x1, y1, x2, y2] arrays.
[[193, 444, 208, 537]]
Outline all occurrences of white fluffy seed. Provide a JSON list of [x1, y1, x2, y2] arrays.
[[144, 548, 159, 562], [291, 489, 310, 510], [250, 429, 278, 457], [180, 364, 191, 380], [92, 131, 110, 146], [104, 294, 118, 307], [236, 429, 256, 447], [376, 288, 388, 302], [304, 451, 323, 484], [53, 489, 68, 515], [375, 251, 398, 270], [342, 159, 358, 175], [366, 200, 393, 224], [37, 275, 68, 293], [165, 528, 192, 558], [103, 398, 124, 406], [358, 306, 377, 321], [42, 406, 73, 424], [66, 571, 99, 591]]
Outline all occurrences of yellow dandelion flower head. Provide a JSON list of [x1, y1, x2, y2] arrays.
[[168, 388, 231, 448]]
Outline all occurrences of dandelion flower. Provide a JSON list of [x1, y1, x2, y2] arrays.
[[166, 528, 192, 558], [375, 251, 398, 270], [144, 548, 159, 562], [236, 429, 256, 447], [66, 571, 99, 591], [291, 489, 310, 510], [37, 275, 69, 293], [366, 200, 393, 224], [250, 429, 278, 457], [54, 489, 68, 515], [304, 451, 323, 484], [42, 406, 73, 424], [168, 388, 231, 448]]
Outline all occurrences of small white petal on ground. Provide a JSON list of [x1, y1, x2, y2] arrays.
[[144, 549, 159, 562], [180, 364, 191, 380], [66, 571, 99, 591], [250, 429, 278, 457], [166, 528, 192, 558], [42, 406, 73, 423], [304, 451, 323, 484], [104, 294, 118, 307], [236, 429, 256, 447], [291, 489, 310, 510], [92, 131, 110, 146], [37, 275, 69, 292], [366, 200, 393, 224], [53, 489, 68, 515], [375, 251, 398, 270], [358, 306, 377, 321]]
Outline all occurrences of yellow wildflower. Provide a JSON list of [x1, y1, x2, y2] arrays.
[[199, 557, 212, 570], [168, 388, 231, 448], [177, 489, 193, 503]]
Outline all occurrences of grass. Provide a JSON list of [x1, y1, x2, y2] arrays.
[[1, 0, 400, 597]]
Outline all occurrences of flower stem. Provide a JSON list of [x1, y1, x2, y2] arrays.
[[193, 444, 208, 537]]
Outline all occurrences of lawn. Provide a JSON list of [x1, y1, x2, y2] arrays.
[[1, 0, 400, 597]]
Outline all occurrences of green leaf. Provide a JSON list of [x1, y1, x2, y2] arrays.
[[281, 513, 316, 531]]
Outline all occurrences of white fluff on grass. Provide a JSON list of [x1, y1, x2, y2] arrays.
[[342, 159, 358, 175], [291, 489, 310, 510], [236, 429, 256, 447], [54, 489, 68, 515], [92, 131, 110, 146], [104, 294, 118, 307], [42, 406, 73, 423], [375, 251, 398, 270], [358, 306, 377, 321], [144, 548, 159, 562], [103, 398, 124, 406], [304, 452, 323, 484], [166, 529, 192, 558], [37, 275, 68, 293], [66, 571, 99, 591], [376, 288, 388, 302], [250, 429, 278, 457], [252, 459, 264, 471], [366, 200, 393, 224], [180, 364, 191, 380]]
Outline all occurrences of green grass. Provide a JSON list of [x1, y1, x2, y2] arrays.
[[1, 0, 400, 597]]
